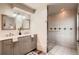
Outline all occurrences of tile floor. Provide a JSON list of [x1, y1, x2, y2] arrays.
[[27, 45, 77, 55], [47, 42, 56, 51], [47, 45, 77, 55]]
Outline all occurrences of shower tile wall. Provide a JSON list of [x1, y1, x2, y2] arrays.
[[47, 4, 77, 51]]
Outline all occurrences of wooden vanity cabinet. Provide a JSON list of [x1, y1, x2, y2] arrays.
[[1, 39, 13, 55], [0, 35, 37, 55], [13, 41, 20, 55], [14, 35, 37, 55], [31, 35, 37, 50], [0, 41, 2, 55], [14, 36, 32, 55]]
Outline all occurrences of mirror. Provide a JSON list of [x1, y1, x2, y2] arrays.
[[1, 14, 30, 30], [2, 15, 16, 30], [15, 14, 30, 30], [22, 19, 30, 30]]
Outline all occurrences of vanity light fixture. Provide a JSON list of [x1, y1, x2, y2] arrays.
[[22, 16, 26, 19], [17, 14, 22, 18], [13, 12, 17, 17], [13, 12, 27, 20]]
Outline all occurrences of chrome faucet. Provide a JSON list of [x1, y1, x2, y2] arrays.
[[6, 33, 14, 37]]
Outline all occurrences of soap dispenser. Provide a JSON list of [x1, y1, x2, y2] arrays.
[[18, 27, 22, 35]]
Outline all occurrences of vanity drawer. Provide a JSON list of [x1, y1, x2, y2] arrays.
[[18, 36, 31, 43], [2, 39, 12, 45]]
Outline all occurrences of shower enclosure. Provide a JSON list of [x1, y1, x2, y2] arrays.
[[47, 3, 77, 54]]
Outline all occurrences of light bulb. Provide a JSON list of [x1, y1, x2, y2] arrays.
[[13, 13, 17, 17], [23, 16, 26, 19], [18, 14, 22, 17]]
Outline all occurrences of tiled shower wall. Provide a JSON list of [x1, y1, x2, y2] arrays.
[[47, 4, 77, 51]]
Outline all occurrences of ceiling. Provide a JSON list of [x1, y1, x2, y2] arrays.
[[24, 3, 78, 15], [24, 3, 48, 10], [48, 3, 77, 15]]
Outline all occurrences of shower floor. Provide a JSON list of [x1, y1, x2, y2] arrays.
[[47, 45, 77, 55], [47, 42, 56, 51]]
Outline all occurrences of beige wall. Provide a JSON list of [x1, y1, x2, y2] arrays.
[[31, 5, 47, 53]]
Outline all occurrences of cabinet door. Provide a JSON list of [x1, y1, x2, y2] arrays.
[[17, 36, 32, 55], [22, 36, 32, 54], [2, 39, 13, 55], [0, 41, 2, 55], [13, 37, 23, 55], [31, 35, 37, 50], [13, 41, 20, 55]]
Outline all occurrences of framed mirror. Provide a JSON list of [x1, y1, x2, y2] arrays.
[[22, 19, 30, 30], [1, 15, 16, 30]]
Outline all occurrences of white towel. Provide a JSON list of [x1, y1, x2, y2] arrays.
[[13, 37, 18, 42]]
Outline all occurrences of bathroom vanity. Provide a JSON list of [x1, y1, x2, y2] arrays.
[[0, 4, 37, 55], [0, 34, 37, 55], [0, 14, 37, 55]]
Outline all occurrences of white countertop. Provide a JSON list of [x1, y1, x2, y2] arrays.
[[0, 34, 32, 41]]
